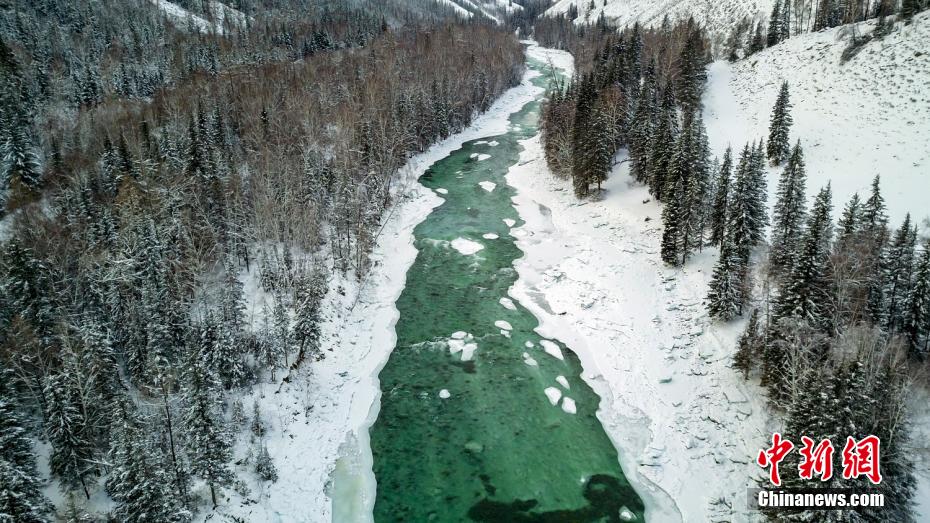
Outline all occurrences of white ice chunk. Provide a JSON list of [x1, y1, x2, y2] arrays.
[[487, 140, 499, 146], [503, 219, 516, 227], [435, 188, 448, 194], [439, 389, 451, 399], [556, 375, 570, 390], [450, 238, 484, 255], [460, 343, 477, 361], [544, 387, 562, 406], [499, 297, 516, 310], [524, 340, 534, 348], [523, 353, 538, 366], [483, 233, 499, 240], [494, 320, 513, 331], [619, 506, 635, 521], [561, 397, 576, 414], [479, 181, 496, 192], [476, 154, 491, 161], [539, 340, 564, 360], [451, 331, 467, 339], [500, 330, 511, 338]]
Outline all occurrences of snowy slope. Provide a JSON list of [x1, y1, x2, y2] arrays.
[[707, 13, 930, 227], [150, 0, 246, 35], [438, 0, 523, 22], [546, 0, 774, 37]]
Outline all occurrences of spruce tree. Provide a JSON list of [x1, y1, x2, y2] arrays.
[[766, 81, 792, 165], [43, 374, 95, 499], [767, 0, 784, 47], [903, 242, 930, 358], [774, 185, 835, 332], [106, 399, 191, 523], [182, 344, 234, 507], [0, 373, 51, 522], [628, 61, 658, 184], [675, 23, 707, 114], [882, 214, 917, 333], [647, 85, 678, 201], [733, 308, 761, 378], [769, 141, 807, 275], [707, 234, 748, 320], [709, 147, 732, 247]]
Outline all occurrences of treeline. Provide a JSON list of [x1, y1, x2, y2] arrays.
[[0, 1, 523, 520], [539, 17, 711, 198], [723, 0, 928, 61]]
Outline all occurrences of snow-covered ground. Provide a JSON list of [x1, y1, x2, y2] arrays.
[[214, 46, 577, 523], [507, 45, 773, 523], [150, 0, 246, 35], [717, 12, 930, 227], [546, 0, 773, 38]]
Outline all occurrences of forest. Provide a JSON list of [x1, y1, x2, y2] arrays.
[[0, 0, 523, 520], [538, 4, 927, 520]]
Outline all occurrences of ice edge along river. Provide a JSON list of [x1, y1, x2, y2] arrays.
[[327, 42, 677, 522]]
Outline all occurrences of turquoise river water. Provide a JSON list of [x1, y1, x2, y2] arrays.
[[369, 54, 646, 522]]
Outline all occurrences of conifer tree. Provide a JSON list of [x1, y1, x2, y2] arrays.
[[767, 0, 784, 47], [774, 185, 835, 332], [628, 60, 658, 184], [182, 344, 234, 507], [748, 22, 766, 55], [675, 22, 707, 113], [903, 242, 930, 358], [647, 86, 678, 201], [0, 373, 51, 522], [707, 234, 748, 320], [769, 141, 807, 275], [882, 214, 917, 333], [767, 81, 792, 165], [709, 147, 732, 247], [43, 374, 95, 499], [106, 399, 191, 523], [733, 308, 761, 378]]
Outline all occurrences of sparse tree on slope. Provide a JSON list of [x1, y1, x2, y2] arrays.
[[709, 146, 732, 247], [733, 308, 762, 378], [903, 242, 930, 358], [767, 81, 792, 165]]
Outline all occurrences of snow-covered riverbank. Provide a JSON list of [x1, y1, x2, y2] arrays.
[[216, 43, 566, 522]]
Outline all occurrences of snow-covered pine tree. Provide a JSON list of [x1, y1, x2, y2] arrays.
[[766, 81, 792, 165], [660, 182, 683, 265], [708, 146, 732, 247], [627, 60, 658, 184], [769, 141, 807, 275], [0, 371, 51, 522], [674, 21, 707, 114], [748, 21, 766, 55], [706, 234, 748, 320], [272, 290, 291, 367], [182, 342, 234, 507], [106, 398, 191, 523], [767, 0, 784, 47], [733, 308, 761, 378], [647, 85, 678, 201], [1, 115, 43, 199], [747, 141, 770, 244], [43, 373, 95, 499], [293, 271, 328, 365], [903, 242, 930, 358], [774, 185, 835, 333], [255, 443, 278, 483], [882, 214, 917, 333]]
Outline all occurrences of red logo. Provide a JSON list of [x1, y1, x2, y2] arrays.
[[757, 434, 881, 486]]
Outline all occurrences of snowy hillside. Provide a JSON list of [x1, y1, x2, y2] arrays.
[[546, 0, 774, 37], [437, 0, 524, 22], [705, 12, 930, 227], [150, 0, 247, 34]]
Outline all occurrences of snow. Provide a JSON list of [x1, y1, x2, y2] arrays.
[[544, 386, 563, 405], [502, 44, 770, 522], [479, 180, 496, 192], [483, 233, 499, 239], [494, 320, 513, 331], [499, 297, 516, 310], [216, 42, 562, 522], [545, 0, 773, 39], [435, 188, 449, 194], [707, 14, 930, 226], [150, 0, 245, 35], [450, 237, 484, 255], [561, 397, 577, 414], [433, 0, 474, 18], [439, 389, 451, 399]]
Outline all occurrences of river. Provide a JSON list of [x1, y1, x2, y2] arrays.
[[366, 51, 645, 522]]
